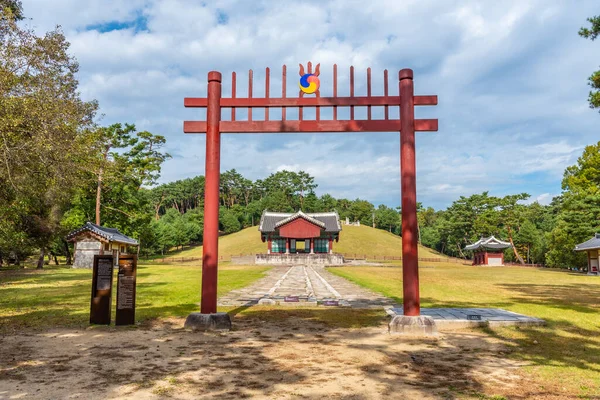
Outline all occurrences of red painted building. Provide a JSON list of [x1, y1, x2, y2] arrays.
[[574, 233, 600, 275], [464, 236, 512, 266], [259, 211, 341, 254]]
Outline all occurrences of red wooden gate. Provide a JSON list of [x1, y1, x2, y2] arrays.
[[184, 62, 438, 316]]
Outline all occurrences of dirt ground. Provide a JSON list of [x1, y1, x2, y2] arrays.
[[0, 313, 538, 400]]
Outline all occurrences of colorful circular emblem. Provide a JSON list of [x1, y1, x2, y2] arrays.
[[299, 73, 320, 94]]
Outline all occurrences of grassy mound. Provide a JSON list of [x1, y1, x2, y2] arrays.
[[173, 224, 445, 259]]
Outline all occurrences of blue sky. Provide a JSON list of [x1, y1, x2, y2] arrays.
[[22, 0, 600, 209]]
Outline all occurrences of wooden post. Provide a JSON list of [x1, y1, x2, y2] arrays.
[[201, 71, 222, 315], [286, 239, 290, 254], [329, 237, 333, 254], [400, 69, 420, 317], [267, 238, 272, 254]]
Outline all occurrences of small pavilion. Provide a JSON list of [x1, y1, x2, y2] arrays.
[[259, 211, 341, 254], [464, 236, 512, 266], [67, 222, 139, 269], [574, 233, 600, 275]]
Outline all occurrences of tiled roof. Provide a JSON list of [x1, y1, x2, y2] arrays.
[[274, 211, 326, 229], [464, 236, 512, 251], [66, 222, 139, 245], [259, 211, 341, 233], [574, 233, 600, 251]]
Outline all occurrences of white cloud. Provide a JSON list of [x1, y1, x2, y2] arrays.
[[19, 0, 600, 209]]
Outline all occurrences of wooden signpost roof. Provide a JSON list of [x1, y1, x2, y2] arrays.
[[67, 222, 139, 246]]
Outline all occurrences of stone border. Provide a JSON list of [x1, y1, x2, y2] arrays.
[[386, 307, 546, 330]]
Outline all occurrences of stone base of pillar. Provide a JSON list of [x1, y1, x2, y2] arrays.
[[389, 315, 437, 337], [184, 312, 231, 331]]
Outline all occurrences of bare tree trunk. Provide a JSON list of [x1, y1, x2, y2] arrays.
[[53, 253, 59, 265], [456, 242, 466, 258], [37, 248, 45, 269], [96, 166, 103, 225], [62, 239, 72, 265], [155, 192, 165, 220], [507, 226, 525, 264], [0, 251, 3, 268]]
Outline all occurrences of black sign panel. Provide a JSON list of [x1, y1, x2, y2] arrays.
[[116, 255, 137, 326], [90, 255, 114, 325], [284, 296, 299, 302], [467, 314, 482, 320]]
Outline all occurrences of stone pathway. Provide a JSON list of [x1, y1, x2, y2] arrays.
[[218, 265, 396, 308]]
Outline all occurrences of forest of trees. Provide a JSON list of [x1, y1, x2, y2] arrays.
[[0, 3, 598, 270]]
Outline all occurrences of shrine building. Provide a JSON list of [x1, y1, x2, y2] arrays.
[[464, 236, 512, 266], [256, 211, 343, 265], [67, 222, 139, 269], [574, 233, 600, 275]]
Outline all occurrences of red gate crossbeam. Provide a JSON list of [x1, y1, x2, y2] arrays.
[[183, 64, 437, 134], [184, 119, 437, 133], [183, 96, 438, 133]]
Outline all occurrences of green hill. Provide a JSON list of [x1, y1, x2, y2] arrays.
[[174, 224, 446, 260]]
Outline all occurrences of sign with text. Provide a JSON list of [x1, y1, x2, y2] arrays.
[[116, 255, 137, 326], [284, 296, 299, 303], [90, 255, 114, 325], [467, 314, 482, 321]]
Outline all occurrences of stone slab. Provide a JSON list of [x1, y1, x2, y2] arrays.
[[389, 307, 545, 330], [389, 315, 437, 337], [184, 312, 232, 331]]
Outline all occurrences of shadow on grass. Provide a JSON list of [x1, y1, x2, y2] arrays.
[[497, 283, 600, 314]]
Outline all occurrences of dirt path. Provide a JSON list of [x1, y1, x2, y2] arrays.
[[0, 313, 533, 400]]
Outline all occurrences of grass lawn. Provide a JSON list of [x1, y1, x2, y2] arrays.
[[0, 263, 270, 333], [329, 264, 600, 398]]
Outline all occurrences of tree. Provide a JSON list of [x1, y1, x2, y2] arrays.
[[579, 16, 600, 110], [498, 193, 530, 264], [93, 123, 137, 225], [547, 142, 600, 268], [375, 204, 398, 232], [0, 10, 98, 268], [220, 207, 241, 234], [1, 0, 23, 20]]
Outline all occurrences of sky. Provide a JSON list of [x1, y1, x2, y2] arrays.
[[21, 0, 600, 210]]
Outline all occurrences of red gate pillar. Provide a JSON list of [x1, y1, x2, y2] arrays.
[[200, 71, 222, 314], [399, 69, 420, 316]]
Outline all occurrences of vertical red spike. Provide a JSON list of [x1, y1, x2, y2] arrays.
[[333, 64, 338, 120], [315, 62, 320, 120], [350, 66, 355, 120], [367, 67, 372, 120], [231, 71, 236, 121], [282, 65, 287, 121], [384, 69, 389, 120], [265, 67, 270, 121], [299, 63, 304, 121], [248, 69, 253, 121], [308, 61, 312, 74]]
